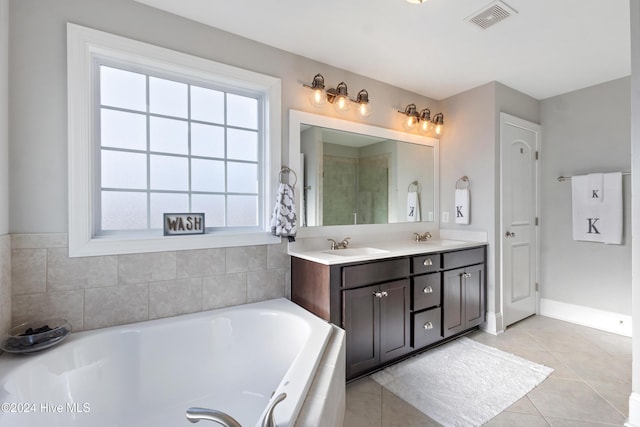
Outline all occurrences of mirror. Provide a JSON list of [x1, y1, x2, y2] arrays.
[[289, 110, 439, 228]]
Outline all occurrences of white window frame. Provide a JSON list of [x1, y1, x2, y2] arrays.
[[67, 23, 281, 257]]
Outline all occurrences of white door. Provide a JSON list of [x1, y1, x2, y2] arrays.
[[500, 113, 540, 327]]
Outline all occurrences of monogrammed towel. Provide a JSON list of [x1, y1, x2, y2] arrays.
[[571, 172, 622, 244]]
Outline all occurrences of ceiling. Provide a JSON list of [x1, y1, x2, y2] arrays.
[[134, 0, 631, 101]]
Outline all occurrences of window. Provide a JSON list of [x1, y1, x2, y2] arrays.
[[68, 24, 281, 256]]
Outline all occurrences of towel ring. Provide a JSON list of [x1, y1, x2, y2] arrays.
[[408, 180, 419, 192], [279, 166, 297, 187], [456, 176, 470, 189]]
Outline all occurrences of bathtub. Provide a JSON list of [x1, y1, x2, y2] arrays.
[[0, 298, 335, 427]]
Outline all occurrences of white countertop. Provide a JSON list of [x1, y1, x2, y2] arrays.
[[288, 239, 486, 265]]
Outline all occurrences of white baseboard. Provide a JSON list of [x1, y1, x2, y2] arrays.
[[539, 298, 632, 337], [481, 311, 504, 335], [625, 392, 640, 426]]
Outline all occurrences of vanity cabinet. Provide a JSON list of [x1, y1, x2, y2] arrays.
[[290, 244, 486, 380]]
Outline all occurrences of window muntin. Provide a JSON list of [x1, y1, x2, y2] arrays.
[[97, 64, 262, 234]]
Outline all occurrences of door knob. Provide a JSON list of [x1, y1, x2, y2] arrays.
[[505, 231, 516, 238]]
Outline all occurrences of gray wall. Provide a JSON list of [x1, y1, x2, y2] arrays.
[[9, 0, 439, 233], [540, 77, 632, 315]]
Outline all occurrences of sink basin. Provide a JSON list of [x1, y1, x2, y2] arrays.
[[322, 247, 390, 256], [419, 239, 461, 246]]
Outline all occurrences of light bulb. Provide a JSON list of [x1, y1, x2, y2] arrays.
[[333, 95, 351, 113], [418, 119, 430, 134], [358, 102, 371, 118], [435, 123, 443, 135], [402, 115, 418, 131], [308, 88, 326, 107]]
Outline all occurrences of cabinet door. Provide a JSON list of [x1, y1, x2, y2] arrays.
[[379, 279, 411, 363], [464, 264, 485, 329], [442, 268, 465, 338], [344, 284, 380, 379]]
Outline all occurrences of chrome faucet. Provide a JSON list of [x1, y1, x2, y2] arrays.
[[328, 237, 351, 250], [414, 232, 432, 242], [262, 392, 287, 427], [186, 408, 242, 427]]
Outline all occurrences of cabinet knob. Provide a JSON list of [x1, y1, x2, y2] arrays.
[[423, 258, 433, 266], [373, 291, 388, 298], [423, 286, 433, 294], [464, 272, 472, 278], [423, 321, 433, 330]]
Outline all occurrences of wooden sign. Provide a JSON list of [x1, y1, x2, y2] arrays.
[[163, 213, 205, 236]]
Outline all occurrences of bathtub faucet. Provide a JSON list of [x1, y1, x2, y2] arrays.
[[185, 407, 242, 427], [262, 393, 287, 427]]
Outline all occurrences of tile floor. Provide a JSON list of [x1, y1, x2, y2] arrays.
[[345, 315, 631, 426]]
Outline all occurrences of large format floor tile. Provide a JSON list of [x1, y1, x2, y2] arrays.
[[345, 315, 630, 426]]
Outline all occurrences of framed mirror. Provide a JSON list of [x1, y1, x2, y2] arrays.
[[288, 110, 439, 229]]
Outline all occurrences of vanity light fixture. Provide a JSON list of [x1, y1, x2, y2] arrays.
[[398, 103, 444, 136], [303, 74, 371, 117]]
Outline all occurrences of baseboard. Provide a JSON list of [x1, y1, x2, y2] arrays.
[[625, 392, 640, 426], [481, 311, 504, 335], [539, 298, 632, 337]]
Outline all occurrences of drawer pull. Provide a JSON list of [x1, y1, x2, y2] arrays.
[[423, 321, 434, 330], [423, 258, 433, 266], [423, 286, 433, 294]]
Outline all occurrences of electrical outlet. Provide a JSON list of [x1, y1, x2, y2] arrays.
[[428, 211, 433, 221], [442, 211, 450, 223]]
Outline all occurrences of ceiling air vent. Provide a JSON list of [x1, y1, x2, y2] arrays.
[[466, 0, 517, 30]]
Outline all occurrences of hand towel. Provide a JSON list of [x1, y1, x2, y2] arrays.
[[407, 191, 421, 222], [571, 172, 622, 244], [270, 183, 297, 242], [455, 188, 470, 225], [587, 173, 604, 203]]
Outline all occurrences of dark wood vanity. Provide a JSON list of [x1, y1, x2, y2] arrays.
[[291, 244, 486, 380]]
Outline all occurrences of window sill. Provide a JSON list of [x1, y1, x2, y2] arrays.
[[69, 231, 282, 257]]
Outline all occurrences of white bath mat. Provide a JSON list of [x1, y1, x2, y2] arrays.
[[370, 337, 553, 427]]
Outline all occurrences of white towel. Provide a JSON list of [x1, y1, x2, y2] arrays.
[[571, 172, 622, 244], [270, 183, 297, 241], [407, 191, 421, 222], [587, 173, 604, 203], [455, 188, 470, 225]]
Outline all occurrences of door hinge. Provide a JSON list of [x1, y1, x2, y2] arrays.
[[535, 282, 539, 292], [535, 151, 539, 160], [535, 216, 539, 226]]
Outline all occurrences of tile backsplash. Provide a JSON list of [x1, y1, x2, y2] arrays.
[[0, 235, 10, 335], [10, 234, 290, 332]]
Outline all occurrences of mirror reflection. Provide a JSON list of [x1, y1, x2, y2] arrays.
[[299, 125, 435, 227]]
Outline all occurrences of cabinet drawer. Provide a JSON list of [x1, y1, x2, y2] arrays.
[[342, 258, 409, 289], [412, 308, 442, 349], [412, 253, 441, 274], [412, 273, 441, 311], [442, 247, 484, 270]]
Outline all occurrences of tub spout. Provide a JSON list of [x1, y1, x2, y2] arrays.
[[261, 392, 287, 427], [186, 407, 242, 427]]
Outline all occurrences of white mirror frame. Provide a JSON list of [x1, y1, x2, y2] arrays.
[[288, 109, 440, 239]]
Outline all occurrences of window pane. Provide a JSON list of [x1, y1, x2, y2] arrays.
[[150, 155, 188, 191], [149, 77, 188, 118], [150, 193, 189, 229], [192, 159, 224, 192], [101, 150, 147, 189], [228, 162, 258, 193], [192, 194, 225, 227], [102, 191, 147, 230], [227, 94, 258, 129], [191, 86, 224, 124], [227, 195, 258, 226], [150, 117, 188, 155], [101, 109, 147, 150], [227, 129, 258, 161], [191, 123, 224, 158], [100, 66, 146, 112]]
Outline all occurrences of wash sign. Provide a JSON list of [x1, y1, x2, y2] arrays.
[[163, 213, 205, 236]]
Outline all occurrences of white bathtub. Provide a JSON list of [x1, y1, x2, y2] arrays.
[[0, 298, 334, 427]]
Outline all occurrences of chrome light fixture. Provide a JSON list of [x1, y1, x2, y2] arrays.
[[304, 74, 371, 117], [398, 104, 444, 136]]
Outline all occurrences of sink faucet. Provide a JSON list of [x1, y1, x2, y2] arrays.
[[414, 232, 432, 242], [328, 237, 351, 250], [186, 407, 242, 427]]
